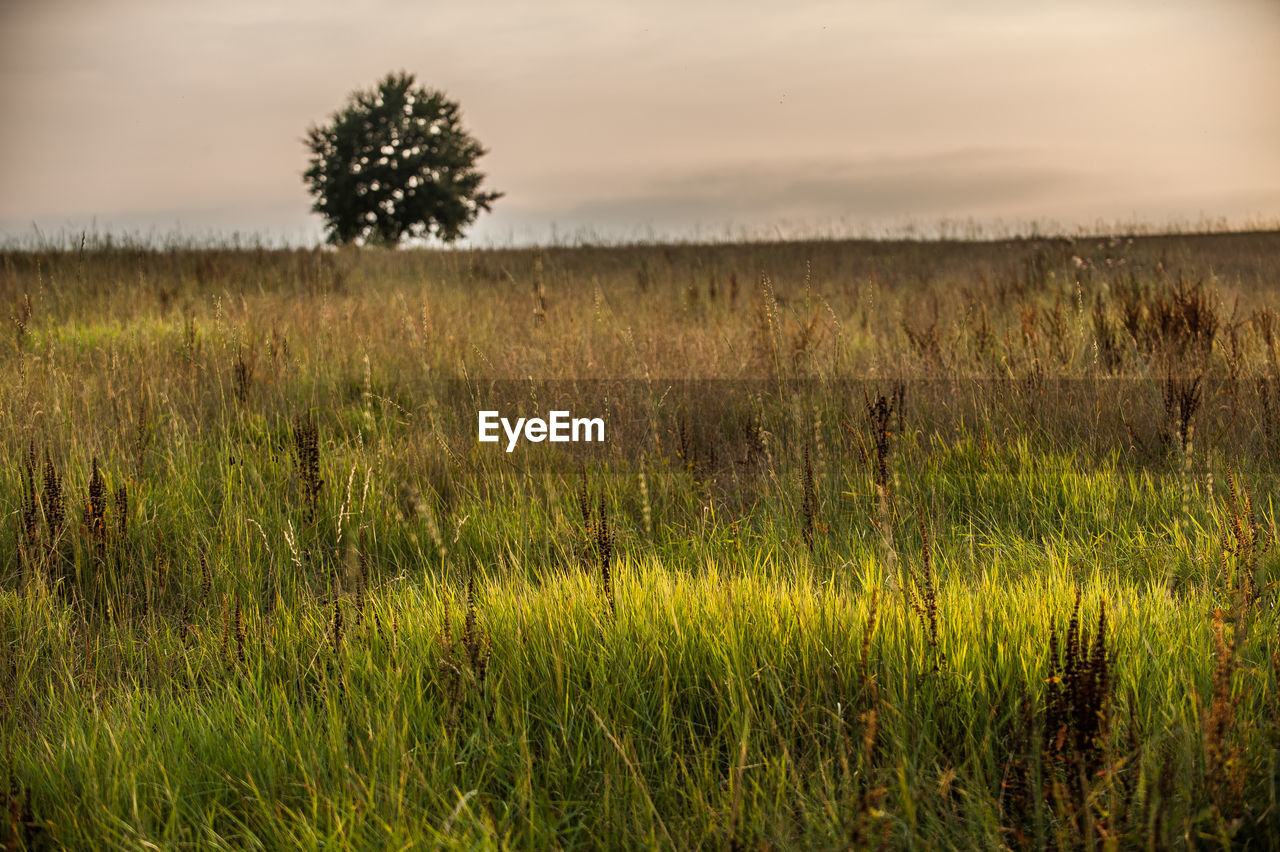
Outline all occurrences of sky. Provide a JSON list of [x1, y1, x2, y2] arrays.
[[2, 0, 1279, 246]]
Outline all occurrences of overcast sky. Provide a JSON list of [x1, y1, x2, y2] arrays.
[[2, 0, 1278, 246]]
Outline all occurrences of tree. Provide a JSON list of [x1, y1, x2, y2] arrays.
[[303, 72, 501, 247]]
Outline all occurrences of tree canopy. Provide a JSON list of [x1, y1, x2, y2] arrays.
[[303, 73, 501, 246]]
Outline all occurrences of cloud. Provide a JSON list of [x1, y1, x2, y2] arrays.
[[538, 150, 1087, 234]]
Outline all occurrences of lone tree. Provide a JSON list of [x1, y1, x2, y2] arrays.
[[304, 72, 501, 246]]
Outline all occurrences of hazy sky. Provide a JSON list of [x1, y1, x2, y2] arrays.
[[2, 0, 1279, 245]]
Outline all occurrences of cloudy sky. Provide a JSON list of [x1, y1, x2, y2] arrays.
[[2, 0, 1278, 245]]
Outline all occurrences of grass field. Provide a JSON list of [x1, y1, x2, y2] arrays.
[[3, 232, 1280, 849]]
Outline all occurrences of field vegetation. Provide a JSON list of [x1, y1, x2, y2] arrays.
[[3, 231, 1280, 848]]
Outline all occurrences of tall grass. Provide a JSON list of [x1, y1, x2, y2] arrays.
[[3, 232, 1280, 848]]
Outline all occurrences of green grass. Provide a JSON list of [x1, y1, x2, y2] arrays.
[[3, 233, 1280, 849], [7, 558, 1278, 849]]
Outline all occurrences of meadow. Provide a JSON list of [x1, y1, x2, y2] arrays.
[[2, 231, 1280, 849]]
